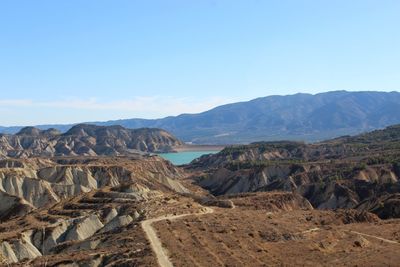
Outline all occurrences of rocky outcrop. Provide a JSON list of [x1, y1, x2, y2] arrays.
[[12, 232, 42, 261], [100, 215, 134, 233], [65, 215, 104, 241], [0, 212, 116, 263], [0, 191, 34, 221], [0, 175, 60, 208], [0, 124, 183, 158], [0, 231, 43, 263], [39, 220, 71, 254], [198, 165, 293, 195]]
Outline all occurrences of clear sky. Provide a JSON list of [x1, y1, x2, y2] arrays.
[[0, 0, 399, 126]]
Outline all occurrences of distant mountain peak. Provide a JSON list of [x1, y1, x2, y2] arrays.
[[2, 90, 400, 144]]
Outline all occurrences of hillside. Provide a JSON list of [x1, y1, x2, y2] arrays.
[[188, 124, 400, 218], [1, 156, 399, 266], [2, 91, 400, 144], [0, 124, 183, 158]]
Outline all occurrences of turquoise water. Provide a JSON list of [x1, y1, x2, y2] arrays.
[[158, 151, 219, 165]]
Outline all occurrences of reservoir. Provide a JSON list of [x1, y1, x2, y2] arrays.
[[158, 150, 219, 165]]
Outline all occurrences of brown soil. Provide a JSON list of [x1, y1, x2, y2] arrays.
[[153, 199, 400, 267]]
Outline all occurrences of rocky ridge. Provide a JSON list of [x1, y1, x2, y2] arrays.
[[0, 124, 183, 158], [189, 125, 400, 218]]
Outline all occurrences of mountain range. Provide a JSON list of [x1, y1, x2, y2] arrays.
[[1, 90, 400, 144]]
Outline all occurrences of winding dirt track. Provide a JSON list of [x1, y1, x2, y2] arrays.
[[346, 230, 400, 245], [141, 207, 215, 267]]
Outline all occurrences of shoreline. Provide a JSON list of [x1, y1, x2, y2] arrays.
[[171, 145, 225, 153]]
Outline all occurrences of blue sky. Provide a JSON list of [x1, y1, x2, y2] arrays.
[[0, 0, 399, 126]]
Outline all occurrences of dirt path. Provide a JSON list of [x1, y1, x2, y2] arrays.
[[228, 200, 236, 209], [297, 227, 399, 245], [141, 207, 214, 267], [346, 230, 400, 245], [296, 227, 320, 235]]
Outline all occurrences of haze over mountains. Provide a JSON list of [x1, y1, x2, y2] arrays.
[[1, 91, 400, 144]]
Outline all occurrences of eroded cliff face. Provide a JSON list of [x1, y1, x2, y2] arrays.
[[0, 156, 187, 221], [190, 141, 363, 170], [0, 189, 145, 265], [189, 126, 400, 219], [0, 124, 183, 158], [0, 155, 192, 264], [195, 162, 399, 212]]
